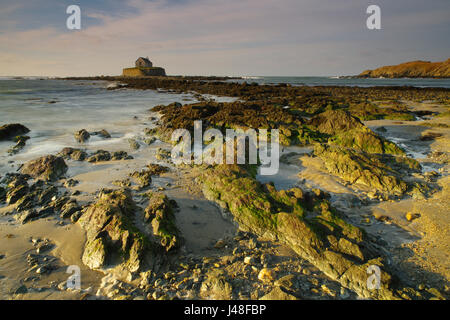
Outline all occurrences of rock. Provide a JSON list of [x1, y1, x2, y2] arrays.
[[75, 129, 90, 143], [70, 210, 83, 223], [8, 135, 30, 154], [64, 179, 79, 188], [60, 201, 81, 219], [144, 192, 181, 251], [200, 270, 233, 300], [59, 147, 87, 161], [97, 129, 111, 139], [259, 286, 298, 300], [214, 239, 226, 249], [20, 207, 54, 224], [406, 212, 420, 222], [6, 184, 29, 205], [308, 109, 365, 135], [87, 150, 111, 163], [0, 186, 5, 203], [0, 123, 30, 141], [128, 139, 140, 150], [14, 285, 28, 295], [257, 268, 275, 282], [111, 151, 132, 161], [20, 155, 68, 181], [130, 170, 152, 188], [314, 144, 411, 196], [77, 189, 150, 273], [244, 256, 256, 265]]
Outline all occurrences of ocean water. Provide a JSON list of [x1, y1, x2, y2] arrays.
[[234, 76, 450, 88], [0, 79, 199, 174]]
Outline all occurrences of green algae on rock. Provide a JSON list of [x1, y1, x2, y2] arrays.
[[78, 189, 151, 273], [144, 192, 181, 252], [200, 164, 420, 299], [20, 155, 68, 181]]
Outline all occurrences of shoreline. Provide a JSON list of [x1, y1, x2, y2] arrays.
[[0, 78, 449, 300]]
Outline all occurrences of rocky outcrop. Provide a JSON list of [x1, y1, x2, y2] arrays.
[[200, 164, 422, 299], [144, 192, 181, 251], [77, 189, 151, 273], [0, 124, 30, 141], [74, 129, 90, 143], [20, 155, 68, 181], [308, 110, 404, 154], [358, 59, 450, 78]]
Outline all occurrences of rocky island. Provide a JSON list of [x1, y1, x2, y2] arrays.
[[122, 57, 166, 77], [358, 58, 450, 78]]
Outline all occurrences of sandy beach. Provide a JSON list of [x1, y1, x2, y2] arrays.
[[0, 77, 449, 300]]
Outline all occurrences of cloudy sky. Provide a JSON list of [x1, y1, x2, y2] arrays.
[[0, 0, 449, 76]]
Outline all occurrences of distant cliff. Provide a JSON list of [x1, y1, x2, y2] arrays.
[[358, 59, 450, 78]]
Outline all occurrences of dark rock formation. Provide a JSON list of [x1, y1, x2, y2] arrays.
[[0, 124, 30, 141], [20, 155, 68, 181]]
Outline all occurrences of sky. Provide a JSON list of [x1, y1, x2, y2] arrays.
[[0, 0, 449, 77]]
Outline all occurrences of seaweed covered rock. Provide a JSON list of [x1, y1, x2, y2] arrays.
[[8, 135, 30, 155], [309, 109, 404, 154], [144, 192, 181, 251], [308, 109, 365, 135], [313, 144, 420, 196], [87, 150, 111, 163], [77, 189, 150, 273], [58, 147, 87, 161], [0, 123, 30, 141], [20, 155, 67, 181], [200, 164, 416, 299], [200, 269, 233, 300], [74, 129, 90, 143]]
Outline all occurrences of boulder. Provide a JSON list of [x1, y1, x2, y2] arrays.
[[144, 192, 181, 251], [0, 124, 30, 141], [74, 129, 90, 143], [20, 155, 67, 181], [77, 189, 151, 273]]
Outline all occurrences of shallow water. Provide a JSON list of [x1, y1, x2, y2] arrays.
[[0, 79, 201, 175]]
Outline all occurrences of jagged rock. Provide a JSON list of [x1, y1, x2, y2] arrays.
[[59, 147, 87, 161], [0, 123, 30, 141], [87, 150, 111, 163], [75, 129, 90, 143], [200, 164, 412, 299], [8, 135, 30, 154], [19, 207, 54, 224], [77, 189, 150, 273], [130, 170, 152, 188], [0, 186, 6, 203], [60, 200, 81, 219], [313, 144, 417, 196], [308, 109, 365, 135], [20, 155, 67, 181], [144, 192, 181, 251], [128, 139, 140, 150], [200, 269, 233, 300], [6, 184, 29, 205], [260, 286, 298, 300], [97, 129, 111, 139], [111, 151, 132, 161]]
